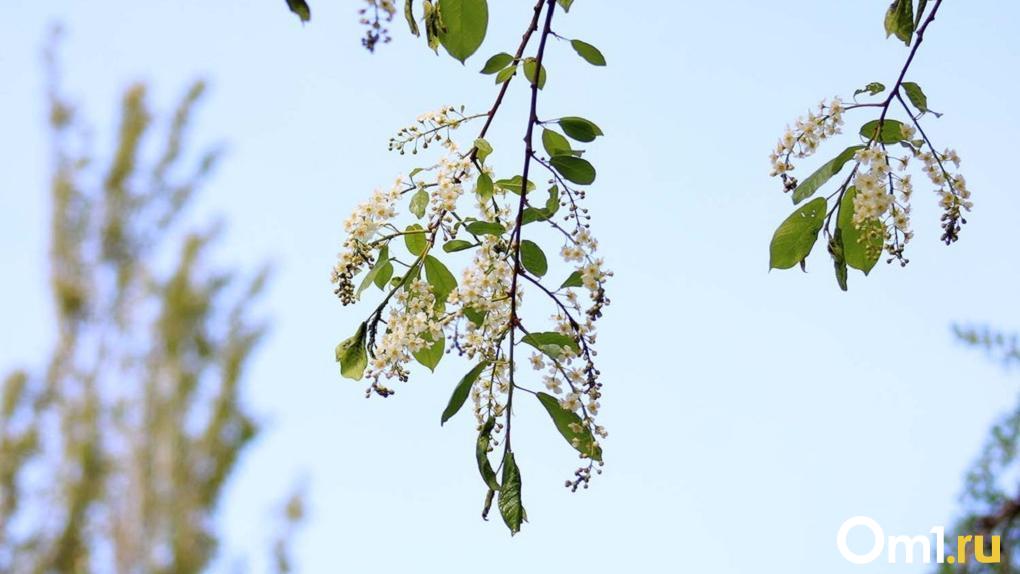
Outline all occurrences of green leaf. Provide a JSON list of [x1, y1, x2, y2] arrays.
[[413, 335, 444, 372], [791, 145, 864, 204], [476, 417, 500, 491], [335, 322, 368, 380], [358, 245, 390, 297], [884, 0, 914, 46], [558, 116, 603, 143], [465, 221, 504, 236], [494, 64, 517, 84], [570, 39, 606, 66], [424, 255, 457, 303], [557, 0, 574, 12], [520, 188, 558, 225], [522, 331, 580, 360], [837, 187, 884, 274], [901, 81, 929, 113], [404, 0, 420, 36], [498, 451, 525, 535], [523, 57, 546, 89], [520, 208, 547, 226], [769, 197, 827, 270], [409, 188, 429, 219], [443, 239, 476, 253], [480, 52, 513, 74], [423, 0, 443, 53], [854, 82, 886, 97], [475, 172, 493, 200], [404, 223, 428, 256], [550, 156, 596, 185], [463, 306, 486, 326], [494, 175, 535, 195], [438, 0, 488, 63], [374, 260, 394, 289], [560, 270, 583, 289], [542, 129, 573, 158], [536, 392, 603, 461], [829, 229, 849, 292], [545, 185, 560, 214], [441, 361, 489, 425], [473, 138, 493, 162], [285, 0, 311, 22], [520, 240, 548, 277], [859, 119, 907, 144]]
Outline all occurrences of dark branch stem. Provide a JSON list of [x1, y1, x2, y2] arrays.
[[472, 0, 548, 154], [877, 0, 944, 126], [828, 0, 944, 231], [504, 0, 557, 453]]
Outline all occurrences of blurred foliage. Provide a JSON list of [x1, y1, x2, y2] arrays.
[[955, 325, 1020, 368], [0, 29, 300, 573], [938, 325, 1020, 572]]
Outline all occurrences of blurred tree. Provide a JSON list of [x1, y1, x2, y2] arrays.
[[0, 30, 299, 573], [939, 325, 1020, 572]]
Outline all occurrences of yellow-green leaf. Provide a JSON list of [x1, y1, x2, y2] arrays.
[[791, 145, 864, 205], [570, 39, 606, 66], [335, 322, 368, 380], [285, 0, 311, 22], [404, 223, 428, 256], [441, 361, 489, 425], [550, 156, 596, 185], [498, 451, 525, 535], [476, 417, 500, 490], [424, 255, 457, 303], [837, 187, 884, 275], [520, 240, 548, 277], [769, 197, 827, 270], [404, 0, 420, 36], [536, 392, 603, 461], [438, 0, 488, 63]]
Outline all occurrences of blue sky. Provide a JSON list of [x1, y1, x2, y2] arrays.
[[2, 1, 1019, 572]]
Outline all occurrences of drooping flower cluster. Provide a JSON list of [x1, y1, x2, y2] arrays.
[[769, 97, 845, 186], [852, 146, 895, 225], [331, 101, 612, 495], [430, 140, 473, 215], [369, 279, 448, 382], [849, 131, 972, 263], [767, 87, 973, 275], [919, 148, 972, 244], [387, 105, 474, 155], [330, 179, 402, 304]]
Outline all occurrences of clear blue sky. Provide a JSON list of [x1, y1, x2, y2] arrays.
[[2, 1, 1019, 572]]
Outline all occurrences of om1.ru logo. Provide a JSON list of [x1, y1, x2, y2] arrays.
[[836, 516, 1000, 565]]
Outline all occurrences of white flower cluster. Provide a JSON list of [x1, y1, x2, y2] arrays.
[[388, 105, 468, 155], [335, 102, 612, 488], [449, 236, 514, 361], [562, 228, 611, 300], [852, 146, 894, 226], [447, 233, 516, 423], [922, 148, 972, 244], [431, 141, 473, 215], [369, 280, 449, 379], [919, 149, 971, 211], [770, 98, 845, 177], [330, 178, 403, 303], [848, 128, 973, 258]]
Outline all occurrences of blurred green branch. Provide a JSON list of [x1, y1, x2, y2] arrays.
[[0, 27, 300, 573]]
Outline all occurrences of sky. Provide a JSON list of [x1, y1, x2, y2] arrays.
[[2, 1, 1020, 572]]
